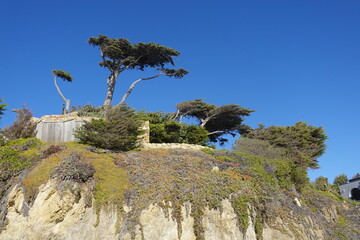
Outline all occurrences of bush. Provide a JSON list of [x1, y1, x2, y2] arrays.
[[72, 105, 106, 118], [52, 153, 95, 182], [1, 106, 37, 140], [0, 138, 41, 181], [314, 176, 329, 191], [75, 106, 142, 151], [6, 138, 42, 151], [146, 112, 209, 145], [42, 145, 63, 158]]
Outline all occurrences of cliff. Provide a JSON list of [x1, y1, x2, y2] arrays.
[[0, 140, 359, 240]]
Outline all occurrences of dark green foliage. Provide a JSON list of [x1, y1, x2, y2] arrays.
[[242, 121, 327, 169], [176, 99, 253, 144], [52, 70, 73, 82], [145, 112, 209, 145], [290, 165, 309, 192], [162, 68, 189, 78], [1, 106, 37, 140], [0, 98, 6, 121], [88, 35, 180, 70], [52, 153, 95, 182], [75, 106, 142, 151], [314, 176, 329, 191], [333, 174, 348, 186]]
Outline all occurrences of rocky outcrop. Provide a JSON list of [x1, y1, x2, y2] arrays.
[[0, 180, 328, 240]]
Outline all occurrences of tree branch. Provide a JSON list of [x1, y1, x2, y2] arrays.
[[207, 130, 225, 136], [117, 73, 163, 106]]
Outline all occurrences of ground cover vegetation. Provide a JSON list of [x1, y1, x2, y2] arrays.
[[0, 138, 358, 239]]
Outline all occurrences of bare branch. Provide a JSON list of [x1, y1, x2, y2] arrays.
[[117, 73, 163, 106]]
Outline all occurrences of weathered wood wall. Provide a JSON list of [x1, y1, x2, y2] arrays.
[[35, 119, 85, 142]]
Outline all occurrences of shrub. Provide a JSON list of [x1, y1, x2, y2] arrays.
[[42, 145, 63, 158], [0, 139, 41, 181], [72, 105, 106, 118], [314, 176, 329, 191], [6, 138, 42, 150], [1, 106, 37, 140], [52, 153, 95, 182], [146, 112, 209, 145], [75, 106, 142, 151]]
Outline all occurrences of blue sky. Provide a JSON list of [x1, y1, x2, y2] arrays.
[[1, 0, 359, 182]]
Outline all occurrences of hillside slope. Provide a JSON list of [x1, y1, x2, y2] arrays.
[[0, 140, 359, 240]]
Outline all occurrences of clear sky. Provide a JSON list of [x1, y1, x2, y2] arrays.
[[1, 0, 359, 182]]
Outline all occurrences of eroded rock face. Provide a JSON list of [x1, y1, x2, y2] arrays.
[[0, 180, 327, 240]]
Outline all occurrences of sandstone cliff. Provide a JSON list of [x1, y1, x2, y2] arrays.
[[0, 140, 359, 240]]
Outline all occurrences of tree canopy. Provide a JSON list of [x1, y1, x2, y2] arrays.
[[175, 99, 254, 144], [88, 35, 188, 106], [242, 121, 327, 169]]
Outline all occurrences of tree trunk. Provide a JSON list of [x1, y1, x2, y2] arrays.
[[54, 76, 71, 114], [103, 71, 119, 106], [64, 99, 70, 114]]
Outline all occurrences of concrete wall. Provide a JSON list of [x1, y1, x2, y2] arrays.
[[339, 180, 360, 200]]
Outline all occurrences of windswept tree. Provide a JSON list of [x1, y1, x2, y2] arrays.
[[175, 99, 254, 144], [0, 98, 6, 121], [88, 35, 188, 106], [242, 121, 327, 169], [52, 70, 73, 114]]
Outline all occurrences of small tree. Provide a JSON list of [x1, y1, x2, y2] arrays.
[[175, 99, 253, 144], [74, 105, 142, 151], [1, 106, 37, 140], [52, 70, 73, 114], [88, 35, 188, 106], [242, 122, 327, 169], [333, 174, 348, 186]]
